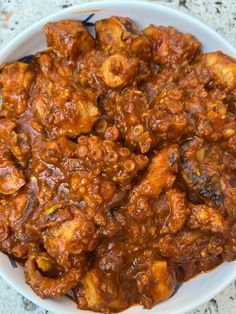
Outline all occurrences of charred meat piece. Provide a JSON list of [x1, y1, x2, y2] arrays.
[[44, 20, 95, 59]]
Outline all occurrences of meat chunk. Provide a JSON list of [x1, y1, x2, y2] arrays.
[[25, 252, 82, 298], [29, 137, 121, 240], [159, 231, 225, 263], [133, 144, 179, 198], [127, 145, 179, 222], [180, 138, 236, 221], [76, 51, 140, 94], [180, 52, 236, 97], [0, 119, 31, 166], [179, 58, 236, 143], [144, 25, 200, 66], [158, 230, 225, 280], [75, 267, 129, 312], [75, 135, 148, 189], [70, 171, 117, 207], [44, 211, 98, 269], [115, 89, 155, 153], [144, 83, 191, 142], [32, 86, 100, 138], [0, 121, 28, 195], [115, 85, 190, 153], [101, 53, 138, 88], [75, 49, 107, 92], [0, 62, 35, 117], [96, 16, 152, 60], [44, 20, 95, 59], [33, 52, 100, 138], [0, 161, 25, 195], [0, 188, 32, 258], [136, 260, 176, 308], [180, 137, 224, 207], [155, 189, 190, 235], [204, 52, 236, 90], [188, 204, 229, 234], [29, 138, 68, 206]]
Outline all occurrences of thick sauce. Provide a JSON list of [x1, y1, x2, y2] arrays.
[[0, 16, 236, 313]]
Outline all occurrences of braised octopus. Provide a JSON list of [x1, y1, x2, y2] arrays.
[[0, 16, 236, 313]]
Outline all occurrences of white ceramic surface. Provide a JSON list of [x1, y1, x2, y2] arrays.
[[0, 1, 236, 314]]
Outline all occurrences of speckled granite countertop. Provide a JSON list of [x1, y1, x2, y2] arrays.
[[0, 0, 236, 313]]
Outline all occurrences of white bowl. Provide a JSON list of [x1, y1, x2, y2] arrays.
[[0, 1, 236, 314]]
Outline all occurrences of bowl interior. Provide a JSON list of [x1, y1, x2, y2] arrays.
[[0, 1, 236, 314]]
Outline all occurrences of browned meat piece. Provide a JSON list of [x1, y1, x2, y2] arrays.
[[133, 144, 179, 198], [25, 252, 82, 298], [0, 119, 31, 166], [0, 188, 33, 258], [44, 20, 95, 59], [0, 121, 29, 196], [178, 52, 236, 143], [135, 260, 176, 308], [96, 16, 152, 60], [155, 189, 190, 235], [127, 145, 179, 223], [144, 83, 192, 142], [159, 230, 225, 264], [115, 89, 155, 153], [180, 136, 236, 224], [76, 50, 149, 94], [75, 49, 107, 92], [70, 170, 117, 209], [74, 267, 129, 312], [0, 62, 35, 117], [32, 51, 100, 138], [158, 230, 225, 280], [0, 161, 25, 195], [188, 204, 229, 234], [180, 137, 224, 207], [184, 87, 234, 142], [144, 25, 200, 66], [101, 53, 138, 88], [75, 135, 148, 189], [44, 210, 98, 269], [198, 52, 236, 91], [115, 84, 191, 153], [32, 82, 100, 138]]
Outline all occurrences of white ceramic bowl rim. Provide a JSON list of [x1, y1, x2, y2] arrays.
[[0, 1, 236, 314]]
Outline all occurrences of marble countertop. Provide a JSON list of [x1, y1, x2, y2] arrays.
[[0, 0, 235, 313]]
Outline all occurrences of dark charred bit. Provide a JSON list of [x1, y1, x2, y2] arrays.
[[48, 212, 56, 221], [189, 171, 200, 186], [199, 187, 210, 197], [168, 151, 177, 166], [123, 19, 137, 35], [211, 191, 224, 207]]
